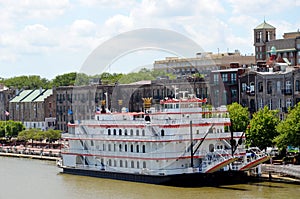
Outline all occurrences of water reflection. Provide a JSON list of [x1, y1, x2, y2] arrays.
[[0, 157, 299, 199]]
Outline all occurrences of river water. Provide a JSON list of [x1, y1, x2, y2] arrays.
[[0, 156, 299, 199]]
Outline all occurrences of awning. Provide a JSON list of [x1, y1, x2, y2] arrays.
[[267, 48, 296, 53]]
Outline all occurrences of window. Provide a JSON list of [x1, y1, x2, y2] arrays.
[[231, 73, 237, 83], [267, 81, 272, 94], [108, 129, 111, 135], [296, 80, 300, 92], [222, 73, 228, 82], [119, 129, 122, 136], [286, 98, 292, 108], [268, 99, 272, 110], [113, 129, 116, 135], [242, 83, 247, 92], [286, 81, 291, 90], [278, 99, 282, 109], [136, 129, 139, 136], [231, 89, 237, 99], [277, 81, 281, 93], [142, 145, 146, 153], [214, 74, 219, 84], [258, 82, 263, 92]]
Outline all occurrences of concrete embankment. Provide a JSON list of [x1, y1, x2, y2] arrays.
[[258, 164, 300, 184], [0, 152, 60, 161], [0, 145, 61, 161]]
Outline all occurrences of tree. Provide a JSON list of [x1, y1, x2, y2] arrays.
[[227, 102, 249, 132], [0, 120, 25, 138], [275, 103, 300, 150], [246, 106, 279, 150], [52, 72, 77, 87]]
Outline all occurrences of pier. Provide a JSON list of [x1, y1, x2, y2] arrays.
[[261, 164, 300, 183]]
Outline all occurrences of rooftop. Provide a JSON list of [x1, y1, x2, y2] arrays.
[[254, 20, 275, 30]]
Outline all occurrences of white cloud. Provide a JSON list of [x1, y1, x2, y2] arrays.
[[77, 0, 137, 9], [70, 20, 97, 37]]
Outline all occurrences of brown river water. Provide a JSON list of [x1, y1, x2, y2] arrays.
[[0, 156, 299, 199]]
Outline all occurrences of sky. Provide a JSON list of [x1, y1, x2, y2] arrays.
[[0, 0, 299, 80]]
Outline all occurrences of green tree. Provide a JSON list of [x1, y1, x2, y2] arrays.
[[52, 72, 77, 87], [246, 106, 279, 150], [0, 75, 51, 89], [0, 120, 25, 138], [227, 102, 249, 132], [275, 103, 300, 150]]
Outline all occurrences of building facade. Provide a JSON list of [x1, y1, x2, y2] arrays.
[[9, 89, 55, 129], [153, 51, 254, 76]]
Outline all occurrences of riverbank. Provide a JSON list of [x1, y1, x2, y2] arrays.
[[0, 152, 59, 161], [0, 145, 61, 161], [257, 164, 300, 184]]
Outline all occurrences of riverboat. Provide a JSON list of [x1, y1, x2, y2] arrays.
[[60, 92, 268, 186]]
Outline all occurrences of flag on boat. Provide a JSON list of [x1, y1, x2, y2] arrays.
[[5, 111, 9, 116], [68, 109, 73, 115]]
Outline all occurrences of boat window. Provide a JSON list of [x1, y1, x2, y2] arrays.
[[143, 161, 146, 168], [136, 145, 139, 153], [209, 144, 214, 152], [137, 161, 140, 169], [142, 145, 146, 153], [103, 144, 106, 151], [108, 144, 111, 151], [145, 115, 151, 122], [108, 159, 112, 166], [119, 144, 122, 152], [161, 129, 165, 136], [114, 144, 116, 152], [131, 161, 134, 168], [142, 129, 145, 136], [119, 129, 122, 136], [120, 160, 123, 167], [125, 160, 128, 168], [124, 129, 128, 136], [136, 129, 139, 136], [130, 144, 134, 152], [130, 129, 133, 136], [113, 129, 116, 135], [176, 104, 179, 109], [125, 144, 127, 152], [114, 160, 117, 167], [108, 129, 111, 135]]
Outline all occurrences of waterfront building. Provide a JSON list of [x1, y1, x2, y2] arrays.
[[9, 89, 55, 129], [55, 77, 209, 131], [0, 84, 15, 121]]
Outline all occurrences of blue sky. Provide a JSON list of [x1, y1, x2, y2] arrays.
[[0, 0, 299, 80]]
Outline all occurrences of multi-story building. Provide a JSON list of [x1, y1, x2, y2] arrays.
[[210, 68, 246, 107], [55, 77, 209, 131], [9, 89, 55, 129], [153, 51, 254, 76], [0, 84, 15, 121], [254, 20, 300, 66]]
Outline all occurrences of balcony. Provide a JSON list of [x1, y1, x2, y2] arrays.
[[281, 89, 292, 95]]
